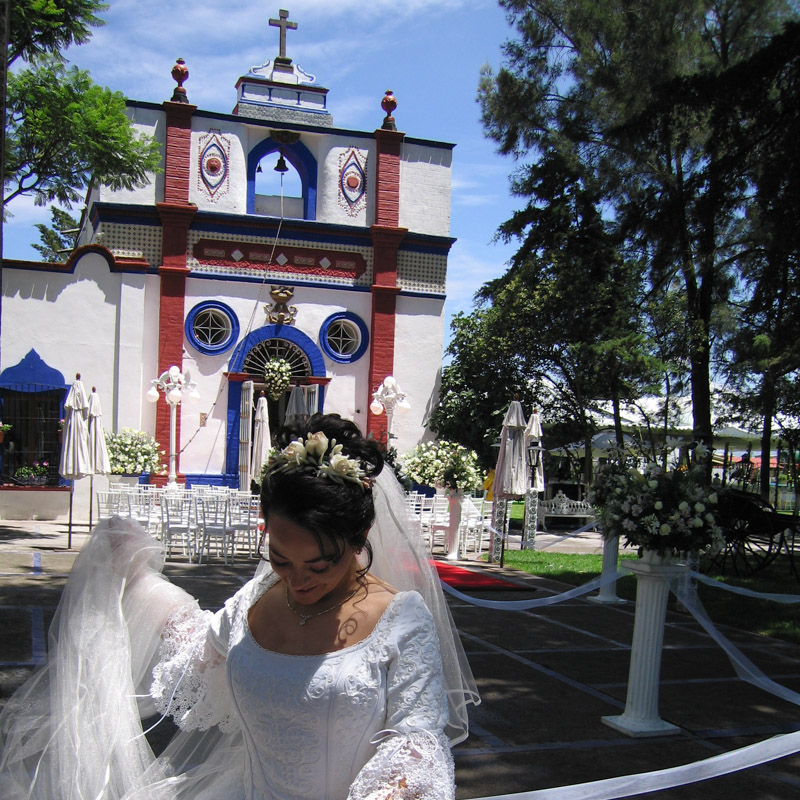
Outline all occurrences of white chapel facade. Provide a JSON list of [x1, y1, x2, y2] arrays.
[[0, 9, 453, 489]]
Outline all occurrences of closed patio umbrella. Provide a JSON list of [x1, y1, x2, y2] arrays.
[[250, 392, 271, 486], [284, 384, 307, 425], [87, 387, 111, 529], [526, 409, 545, 493], [59, 374, 92, 547], [492, 399, 529, 566], [493, 399, 529, 498]]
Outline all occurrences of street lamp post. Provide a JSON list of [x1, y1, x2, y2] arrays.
[[369, 376, 410, 443], [146, 366, 200, 486]]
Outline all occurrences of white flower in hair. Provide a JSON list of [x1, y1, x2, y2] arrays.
[[305, 431, 329, 458], [284, 440, 307, 463]]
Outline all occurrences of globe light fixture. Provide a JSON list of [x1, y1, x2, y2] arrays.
[[146, 366, 200, 485], [370, 376, 409, 441]]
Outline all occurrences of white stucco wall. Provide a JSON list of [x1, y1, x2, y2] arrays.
[[97, 106, 166, 207], [0, 253, 157, 438], [390, 294, 445, 456], [398, 143, 452, 237]]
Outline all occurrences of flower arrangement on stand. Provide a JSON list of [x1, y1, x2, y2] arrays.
[[104, 429, 166, 475], [263, 358, 292, 401], [589, 447, 724, 558], [400, 440, 483, 493]]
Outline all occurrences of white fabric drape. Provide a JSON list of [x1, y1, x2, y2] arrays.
[[87, 389, 111, 475], [250, 394, 271, 484], [58, 376, 91, 479], [493, 400, 529, 498]]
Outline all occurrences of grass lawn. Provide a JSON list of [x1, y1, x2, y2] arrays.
[[496, 549, 800, 644]]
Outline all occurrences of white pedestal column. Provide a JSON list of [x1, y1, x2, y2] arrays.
[[489, 498, 506, 563], [588, 535, 626, 605], [602, 550, 685, 737], [445, 493, 463, 560]]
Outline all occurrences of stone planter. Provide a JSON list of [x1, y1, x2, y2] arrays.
[[602, 549, 686, 737], [109, 474, 144, 488]]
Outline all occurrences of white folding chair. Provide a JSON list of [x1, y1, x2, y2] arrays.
[[160, 492, 198, 561], [230, 493, 261, 558], [96, 490, 122, 522], [195, 494, 235, 564]]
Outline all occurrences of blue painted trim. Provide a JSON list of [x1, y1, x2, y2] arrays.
[[319, 311, 370, 364], [185, 300, 240, 355], [0, 350, 68, 391], [184, 473, 239, 489], [226, 382, 243, 479], [247, 137, 317, 220], [229, 325, 326, 376]]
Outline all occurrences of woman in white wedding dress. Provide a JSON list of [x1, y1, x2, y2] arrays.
[[0, 414, 479, 800]]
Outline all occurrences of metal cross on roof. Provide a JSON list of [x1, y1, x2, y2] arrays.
[[269, 9, 298, 60]]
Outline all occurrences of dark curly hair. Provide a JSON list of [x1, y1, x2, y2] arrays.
[[260, 413, 384, 569]]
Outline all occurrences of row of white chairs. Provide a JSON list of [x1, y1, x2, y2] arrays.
[[406, 492, 494, 555], [96, 485, 264, 565]]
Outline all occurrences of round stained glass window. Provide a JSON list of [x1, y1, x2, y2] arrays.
[[319, 312, 369, 363], [185, 301, 239, 355]]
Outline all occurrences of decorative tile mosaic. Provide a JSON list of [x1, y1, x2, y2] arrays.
[[337, 148, 368, 217], [397, 250, 447, 294], [99, 222, 162, 267], [198, 131, 231, 202], [187, 229, 374, 287]]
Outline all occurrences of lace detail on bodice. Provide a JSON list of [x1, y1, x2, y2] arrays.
[[150, 603, 237, 733]]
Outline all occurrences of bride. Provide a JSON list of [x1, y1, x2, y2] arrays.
[[0, 413, 479, 800]]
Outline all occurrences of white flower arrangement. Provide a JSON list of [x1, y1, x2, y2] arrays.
[[400, 440, 483, 493], [263, 358, 292, 401], [589, 451, 724, 557], [105, 428, 166, 475]]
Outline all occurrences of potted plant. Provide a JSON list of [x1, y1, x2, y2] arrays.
[[104, 428, 166, 477], [263, 358, 292, 401], [0, 423, 11, 443]]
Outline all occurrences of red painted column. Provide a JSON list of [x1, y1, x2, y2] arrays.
[[153, 100, 196, 482], [368, 128, 407, 444]]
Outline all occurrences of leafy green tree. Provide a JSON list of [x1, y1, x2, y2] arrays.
[[479, 0, 796, 456], [429, 309, 533, 467], [8, 0, 106, 67], [472, 141, 661, 483], [32, 206, 78, 260], [4, 57, 162, 209]]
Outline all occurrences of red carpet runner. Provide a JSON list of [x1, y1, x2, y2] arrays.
[[433, 561, 534, 591]]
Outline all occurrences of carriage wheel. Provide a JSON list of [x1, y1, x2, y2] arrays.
[[723, 518, 783, 576]]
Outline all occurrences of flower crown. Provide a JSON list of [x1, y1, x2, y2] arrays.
[[267, 431, 371, 490]]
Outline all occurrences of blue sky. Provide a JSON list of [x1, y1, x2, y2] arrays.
[[4, 0, 521, 349]]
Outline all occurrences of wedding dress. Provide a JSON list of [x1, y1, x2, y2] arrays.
[[0, 473, 478, 800]]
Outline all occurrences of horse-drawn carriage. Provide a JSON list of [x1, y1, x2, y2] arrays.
[[708, 488, 799, 578]]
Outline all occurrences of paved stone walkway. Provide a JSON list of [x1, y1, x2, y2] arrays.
[[2, 518, 800, 798]]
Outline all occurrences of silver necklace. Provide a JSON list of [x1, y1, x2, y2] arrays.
[[285, 583, 361, 627]]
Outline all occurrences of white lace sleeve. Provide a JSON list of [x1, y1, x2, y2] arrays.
[[347, 592, 455, 800], [149, 593, 240, 734]]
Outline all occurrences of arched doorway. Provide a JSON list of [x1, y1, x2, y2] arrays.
[[241, 337, 315, 435], [221, 326, 327, 487]]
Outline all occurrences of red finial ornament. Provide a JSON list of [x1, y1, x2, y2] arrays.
[[381, 90, 397, 131], [170, 58, 189, 103]]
